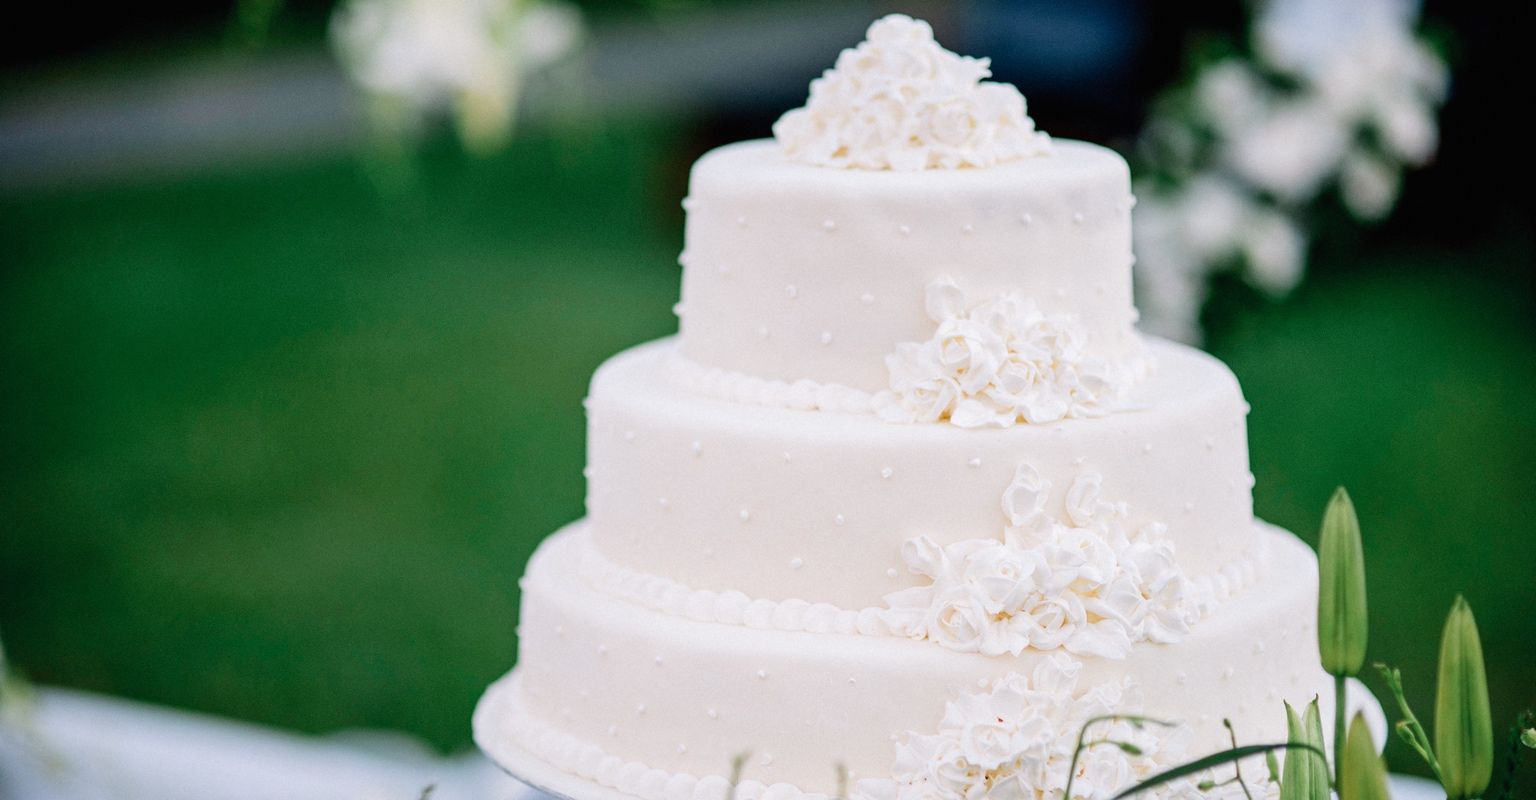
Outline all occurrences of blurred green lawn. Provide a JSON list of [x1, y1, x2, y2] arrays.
[[1, 121, 1532, 774]]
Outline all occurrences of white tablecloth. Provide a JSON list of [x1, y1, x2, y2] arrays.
[[0, 686, 1442, 800]]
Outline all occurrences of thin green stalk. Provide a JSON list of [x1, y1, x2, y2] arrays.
[[1376, 663, 1442, 781], [1335, 674, 1347, 787], [1062, 714, 1175, 800]]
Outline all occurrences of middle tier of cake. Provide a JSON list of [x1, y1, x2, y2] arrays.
[[584, 337, 1257, 611]]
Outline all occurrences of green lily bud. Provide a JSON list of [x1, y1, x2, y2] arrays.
[[1435, 595, 1493, 800], [1522, 727, 1536, 750], [1339, 713, 1390, 800], [1280, 699, 1327, 800], [1317, 487, 1368, 676]]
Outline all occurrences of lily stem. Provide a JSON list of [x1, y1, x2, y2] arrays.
[[1334, 674, 1347, 787]]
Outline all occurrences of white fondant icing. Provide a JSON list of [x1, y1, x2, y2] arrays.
[[589, 338, 1256, 612], [677, 140, 1140, 393]]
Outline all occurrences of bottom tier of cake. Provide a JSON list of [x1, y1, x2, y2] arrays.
[[476, 523, 1334, 800]]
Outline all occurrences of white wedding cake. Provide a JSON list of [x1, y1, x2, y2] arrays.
[[476, 16, 1334, 800]]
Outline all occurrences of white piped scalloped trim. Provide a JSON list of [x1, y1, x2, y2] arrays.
[[486, 673, 830, 800], [578, 526, 1270, 645]]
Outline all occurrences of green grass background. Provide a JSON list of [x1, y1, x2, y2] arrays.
[[2, 120, 1532, 775]]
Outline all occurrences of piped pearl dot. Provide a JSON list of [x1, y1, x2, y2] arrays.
[[555, 625, 565, 637], [1254, 640, 1266, 654], [880, 467, 894, 479], [961, 223, 974, 234], [897, 224, 911, 236], [672, 302, 685, 317], [834, 514, 846, 526], [1222, 666, 1235, 679], [886, 568, 899, 579], [582, 466, 594, 479], [636, 704, 647, 715], [822, 219, 836, 231], [623, 430, 636, 442], [756, 669, 768, 680], [756, 325, 769, 339], [819, 331, 833, 346], [848, 677, 857, 685], [678, 744, 688, 754], [1019, 212, 1033, 225], [1142, 443, 1153, 454], [782, 451, 792, 462], [736, 215, 747, 227], [789, 557, 804, 570], [681, 197, 695, 210], [608, 724, 619, 737], [1204, 438, 1215, 451], [761, 754, 774, 766], [706, 707, 718, 719], [1183, 501, 1194, 513], [784, 284, 797, 299], [1073, 211, 1086, 224], [860, 293, 875, 305], [1175, 671, 1188, 684], [598, 645, 608, 656], [691, 441, 702, 456], [658, 497, 670, 510], [739, 509, 751, 522], [654, 655, 664, 666]]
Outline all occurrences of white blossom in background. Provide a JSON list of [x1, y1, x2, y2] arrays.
[[1133, 0, 1448, 342], [330, 0, 583, 153]]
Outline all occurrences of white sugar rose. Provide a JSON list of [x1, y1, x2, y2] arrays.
[[924, 584, 994, 654], [933, 317, 1008, 394], [960, 542, 1042, 617]]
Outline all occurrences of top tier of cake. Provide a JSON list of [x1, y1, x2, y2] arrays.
[[677, 140, 1141, 393]]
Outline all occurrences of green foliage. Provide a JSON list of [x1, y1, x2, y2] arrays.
[[1437, 596, 1493, 799], [1109, 743, 1321, 800], [1281, 700, 1328, 800], [1318, 487, 1368, 677], [1339, 713, 1390, 800], [1376, 663, 1442, 781]]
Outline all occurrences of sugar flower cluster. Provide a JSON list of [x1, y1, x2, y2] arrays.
[[873, 278, 1129, 428], [881, 463, 1206, 659], [773, 14, 1051, 171], [852, 656, 1191, 800]]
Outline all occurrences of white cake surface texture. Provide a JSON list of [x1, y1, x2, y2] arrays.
[[477, 14, 1336, 800]]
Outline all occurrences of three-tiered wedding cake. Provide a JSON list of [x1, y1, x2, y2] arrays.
[[476, 16, 1334, 800]]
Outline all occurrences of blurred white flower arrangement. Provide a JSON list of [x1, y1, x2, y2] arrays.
[[330, 0, 583, 154], [1132, 0, 1450, 342]]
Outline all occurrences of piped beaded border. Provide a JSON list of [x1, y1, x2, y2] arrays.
[[576, 526, 1272, 641], [478, 673, 829, 800], [665, 354, 878, 414], [665, 349, 1155, 419]]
